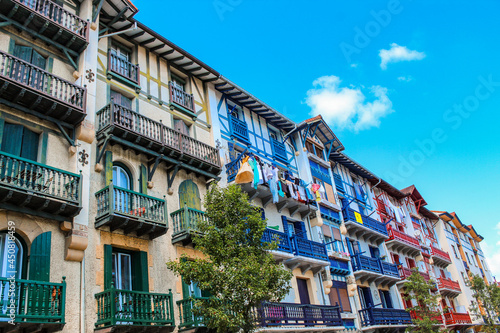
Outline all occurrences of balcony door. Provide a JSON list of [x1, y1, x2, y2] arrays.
[[296, 278, 310, 305], [110, 44, 132, 78], [358, 286, 373, 309], [179, 180, 201, 210], [113, 164, 131, 213], [12, 45, 46, 90]]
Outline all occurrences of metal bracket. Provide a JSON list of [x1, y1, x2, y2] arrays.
[[147, 154, 163, 182], [167, 165, 180, 189], [92, 0, 106, 23], [55, 122, 75, 146], [99, 21, 138, 40]]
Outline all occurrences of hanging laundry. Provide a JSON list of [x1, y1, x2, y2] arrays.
[[311, 183, 321, 192], [278, 180, 285, 197], [248, 157, 259, 189], [269, 166, 279, 203], [282, 180, 291, 198], [235, 158, 253, 184]]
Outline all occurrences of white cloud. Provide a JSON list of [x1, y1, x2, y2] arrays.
[[350, 63, 358, 68], [483, 222, 500, 280], [397, 76, 413, 82], [379, 43, 426, 70], [305, 75, 394, 132]]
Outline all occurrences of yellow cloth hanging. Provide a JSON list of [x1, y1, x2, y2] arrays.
[[315, 191, 321, 202], [235, 161, 253, 184]]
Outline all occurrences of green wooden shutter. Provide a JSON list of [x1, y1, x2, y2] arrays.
[[139, 164, 147, 194], [31, 50, 46, 69], [29, 231, 51, 282], [132, 251, 149, 292], [20, 127, 39, 161], [105, 151, 113, 185], [103, 245, 113, 289], [178, 180, 201, 210], [13, 45, 32, 62], [181, 277, 190, 299], [1, 123, 23, 156]]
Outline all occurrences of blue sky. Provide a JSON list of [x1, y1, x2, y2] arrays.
[[134, 0, 500, 276]]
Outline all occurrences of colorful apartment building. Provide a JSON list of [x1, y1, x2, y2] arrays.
[[0, 1, 497, 332]]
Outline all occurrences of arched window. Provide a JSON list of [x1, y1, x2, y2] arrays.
[[0, 233, 26, 279], [113, 164, 132, 190]]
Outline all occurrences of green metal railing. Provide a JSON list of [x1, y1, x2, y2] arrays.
[[95, 183, 167, 225], [171, 205, 208, 236], [177, 296, 209, 330], [0, 276, 66, 323], [0, 151, 81, 204], [95, 287, 175, 328]]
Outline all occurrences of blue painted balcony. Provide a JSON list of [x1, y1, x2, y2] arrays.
[[270, 138, 287, 163], [229, 116, 250, 145], [359, 305, 412, 328], [284, 236, 330, 274], [262, 228, 294, 261], [329, 258, 350, 275], [351, 254, 400, 286], [342, 208, 389, 245], [258, 302, 343, 328]]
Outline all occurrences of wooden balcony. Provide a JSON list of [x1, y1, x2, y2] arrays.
[[343, 208, 389, 245], [386, 226, 422, 256], [96, 101, 222, 179], [171, 205, 208, 245], [262, 228, 294, 261], [107, 50, 140, 88], [430, 245, 452, 267], [0, 151, 82, 221], [95, 287, 175, 332], [0, 0, 89, 54], [329, 258, 350, 275], [443, 311, 472, 327], [410, 310, 443, 325], [283, 236, 329, 274], [0, 277, 66, 332], [437, 277, 461, 297], [228, 116, 250, 145], [177, 296, 209, 331], [0, 50, 86, 126], [94, 183, 168, 239], [169, 82, 195, 115], [351, 254, 400, 286], [270, 137, 287, 163], [397, 267, 430, 283], [258, 302, 343, 328], [359, 306, 412, 327]]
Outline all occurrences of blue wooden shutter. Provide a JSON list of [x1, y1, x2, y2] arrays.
[[132, 251, 149, 292], [1, 123, 23, 156], [103, 245, 112, 289], [20, 127, 39, 161], [29, 232, 51, 282]]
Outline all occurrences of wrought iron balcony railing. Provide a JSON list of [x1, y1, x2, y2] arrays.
[[95, 287, 175, 329], [0, 50, 86, 125], [0, 277, 66, 324], [0, 151, 82, 220]]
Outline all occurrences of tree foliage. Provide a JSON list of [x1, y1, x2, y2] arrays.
[[167, 184, 293, 333], [403, 268, 442, 333], [469, 273, 500, 332]]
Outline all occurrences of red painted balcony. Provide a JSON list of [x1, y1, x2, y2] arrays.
[[410, 310, 443, 324], [438, 277, 461, 297], [443, 311, 472, 326], [431, 246, 452, 266], [386, 226, 421, 256], [398, 267, 430, 282]]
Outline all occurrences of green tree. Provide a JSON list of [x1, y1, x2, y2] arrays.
[[469, 273, 500, 332], [403, 268, 442, 333], [167, 184, 293, 333]]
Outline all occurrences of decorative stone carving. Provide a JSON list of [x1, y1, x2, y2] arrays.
[[76, 120, 95, 144], [62, 223, 88, 262]]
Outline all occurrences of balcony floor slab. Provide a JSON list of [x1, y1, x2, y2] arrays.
[[284, 255, 329, 274], [257, 326, 346, 332], [344, 221, 388, 245], [95, 213, 167, 240], [95, 325, 174, 333], [0, 322, 64, 333], [385, 239, 422, 257], [354, 270, 400, 287]]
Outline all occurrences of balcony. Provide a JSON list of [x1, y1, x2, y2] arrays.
[[359, 306, 412, 328], [0, 50, 86, 126], [258, 302, 342, 328], [329, 258, 350, 275], [410, 310, 443, 325], [443, 311, 472, 327], [95, 288, 175, 331], [96, 102, 222, 179], [386, 226, 422, 257], [343, 208, 389, 245], [270, 138, 287, 163], [0, 277, 65, 331], [95, 183, 168, 239], [0, 0, 89, 54], [169, 82, 195, 115], [437, 277, 461, 297], [351, 254, 400, 286], [262, 228, 294, 261], [177, 297, 208, 331], [171, 205, 208, 245], [285, 236, 329, 274], [326, 239, 350, 261], [229, 116, 250, 145], [107, 50, 140, 88], [397, 267, 430, 283], [430, 246, 452, 267], [0, 151, 82, 221]]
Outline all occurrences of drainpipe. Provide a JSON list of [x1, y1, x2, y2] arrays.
[[318, 272, 327, 305], [80, 257, 85, 333]]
